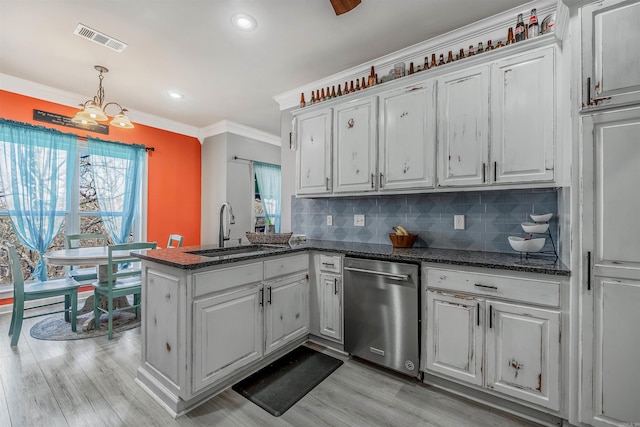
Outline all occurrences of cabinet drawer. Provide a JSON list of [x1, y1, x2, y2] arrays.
[[264, 254, 309, 279], [194, 262, 263, 297], [425, 267, 560, 307], [319, 255, 341, 273]]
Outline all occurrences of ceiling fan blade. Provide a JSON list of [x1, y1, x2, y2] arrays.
[[329, 0, 362, 15]]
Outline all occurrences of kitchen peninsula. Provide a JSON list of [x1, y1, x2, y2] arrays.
[[133, 242, 569, 420]]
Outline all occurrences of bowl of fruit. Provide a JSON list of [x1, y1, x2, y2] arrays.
[[389, 226, 418, 248]]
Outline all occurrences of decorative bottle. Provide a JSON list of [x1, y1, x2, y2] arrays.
[[528, 8, 539, 39], [299, 93, 306, 108], [515, 13, 526, 42]]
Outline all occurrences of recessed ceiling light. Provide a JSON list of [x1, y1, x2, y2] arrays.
[[231, 13, 257, 31], [168, 91, 183, 99]]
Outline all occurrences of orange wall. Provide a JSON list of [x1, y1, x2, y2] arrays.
[[0, 90, 201, 246]]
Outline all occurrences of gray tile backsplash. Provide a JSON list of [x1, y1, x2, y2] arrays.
[[291, 188, 559, 255]]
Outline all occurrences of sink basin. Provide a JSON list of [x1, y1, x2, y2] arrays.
[[187, 245, 280, 258]]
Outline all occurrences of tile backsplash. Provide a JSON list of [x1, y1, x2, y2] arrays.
[[291, 188, 559, 254]]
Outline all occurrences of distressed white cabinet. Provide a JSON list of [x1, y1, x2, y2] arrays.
[[379, 81, 436, 190], [491, 47, 555, 184], [422, 265, 563, 412], [295, 107, 332, 195], [309, 253, 343, 344], [192, 284, 263, 393], [264, 273, 309, 354], [582, 0, 640, 109], [437, 66, 490, 187], [333, 96, 377, 193], [580, 108, 640, 427]]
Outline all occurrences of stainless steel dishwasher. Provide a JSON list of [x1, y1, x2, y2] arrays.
[[343, 257, 420, 378]]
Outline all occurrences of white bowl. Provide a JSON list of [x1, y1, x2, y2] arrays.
[[508, 236, 546, 252], [521, 222, 549, 234], [530, 213, 553, 223]]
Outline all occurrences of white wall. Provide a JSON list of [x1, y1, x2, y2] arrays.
[[201, 133, 227, 245]]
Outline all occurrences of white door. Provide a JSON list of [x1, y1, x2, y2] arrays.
[[582, 0, 640, 109], [485, 300, 560, 411], [296, 108, 332, 195], [581, 108, 640, 427], [333, 97, 378, 193], [264, 273, 309, 354], [379, 81, 436, 191], [425, 291, 483, 386], [491, 47, 555, 184], [192, 284, 263, 392], [437, 66, 489, 187], [319, 273, 342, 342]]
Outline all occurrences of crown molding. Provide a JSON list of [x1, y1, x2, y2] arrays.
[[274, 0, 557, 111], [0, 73, 201, 139], [198, 120, 281, 146]]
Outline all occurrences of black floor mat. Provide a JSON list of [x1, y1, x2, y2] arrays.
[[232, 345, 343, 417]]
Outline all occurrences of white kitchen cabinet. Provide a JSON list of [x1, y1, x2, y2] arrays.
[[485, 300, 560, 411], [491, 47, 555, 184], [425, 291, 483, 386], [264, 273, 310, 354], [582, 0, 640, 110], [437, 66, 489, 187], [422, 265, 564, 412], [379, 81, 436, 190], [319, 273, 342, 342], [192, 284, 263, 393], [295, 107, 332, 195], [580, 108, 640, 427], [333, 96, 377, 193]]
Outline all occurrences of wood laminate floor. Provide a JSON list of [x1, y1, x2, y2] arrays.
[[0, 301, 542, 427]]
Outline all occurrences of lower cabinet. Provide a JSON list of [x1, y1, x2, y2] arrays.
[[423, 265, 564, 413], [264, 273, 310, 354], [318, 272, 342, 341]]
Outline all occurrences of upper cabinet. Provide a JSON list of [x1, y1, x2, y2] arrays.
[[379, 81, 436, 191], [295, 107, 332, 195], [333, 97, 378, 193], [582, 0, 640, 110], [491, 47, 555, 184]]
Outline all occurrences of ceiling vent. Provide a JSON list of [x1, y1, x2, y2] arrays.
[[73, 23, 128, 52]]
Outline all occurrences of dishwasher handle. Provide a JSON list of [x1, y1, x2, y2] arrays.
[[344, 266, 411, 281]]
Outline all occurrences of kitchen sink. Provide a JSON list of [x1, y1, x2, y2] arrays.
[[187, 245, 284, 258]]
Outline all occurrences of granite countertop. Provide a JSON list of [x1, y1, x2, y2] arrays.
[[134, 240, 570, 276]]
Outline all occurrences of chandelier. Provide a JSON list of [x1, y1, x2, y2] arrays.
[[72, 65, 134, 129]]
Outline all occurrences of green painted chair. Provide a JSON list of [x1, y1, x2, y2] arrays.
[[93, 242, 157, 339], [66, 233, 108, 282], [167, 234, 184, 248], [6, 242, 80, 347]]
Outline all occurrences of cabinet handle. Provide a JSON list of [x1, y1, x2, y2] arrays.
[[477, 303, 480, 326], [371, 173, 375, 189], [379, 173, 384, 188], [482, 162, 486, 183], [322, 262, 335, 267], [587, 251, 592, 291], [326, 177, 330, 191], [259, 288, 264, 306], [489, 305, 493, 329], [493, 161, 497, 182], [334, 278, 338, 295], [474, 283, 498, 290], [587, 77, 591, 106], [268, 286, 272, 304]]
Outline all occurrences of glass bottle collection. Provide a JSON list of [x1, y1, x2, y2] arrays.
[[300, 8, 548, 108]]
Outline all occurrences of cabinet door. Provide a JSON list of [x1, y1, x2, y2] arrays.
[[437, 66, 489, 187], [491, 47, 554, 184], [192, 284, 263, 393], [296, 108, 332, 195], [582, 0, 640, 109], [581, 109, 640, 427], [265, 274, 309, 354], [333, 97, 378, 193], [485, 300, 560, 411], [379, 81, 436, 191], [425, 291, 483, 386], [319, 273, 342, 342]]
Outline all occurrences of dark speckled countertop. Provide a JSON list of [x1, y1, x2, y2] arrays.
[[134, 239, 570, 276]]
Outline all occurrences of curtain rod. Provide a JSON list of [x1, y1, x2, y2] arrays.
[[78, 135, 155, 152], [233, 155, 252, 162]]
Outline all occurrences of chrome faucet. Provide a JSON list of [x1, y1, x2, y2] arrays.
[[218, 202, 235, 248]]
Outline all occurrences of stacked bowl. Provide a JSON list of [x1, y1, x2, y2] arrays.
[[508, 213, 552, 253]]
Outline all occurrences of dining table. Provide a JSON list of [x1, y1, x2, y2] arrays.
[[44, 246, 140, 331]]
